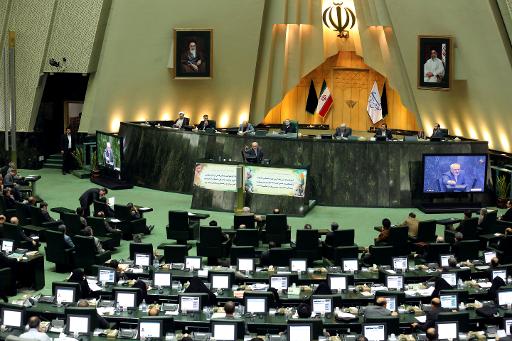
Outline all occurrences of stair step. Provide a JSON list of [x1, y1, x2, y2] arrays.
[[44, 160, 62, 165], [43, 164, 61, 169]]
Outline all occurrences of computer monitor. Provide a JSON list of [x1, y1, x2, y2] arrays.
[[498, 290, 512, 306], [503, 318, 512, 335], [55, 286, 76, 304], [66, 314, 91, 335], [290, 259, 307, 273], [210, 273, 231, 290], [441, 272, 457, 287], [342, 258, 359, 272], [1, 239, 14, 254], [245, 296, 267, 314], [311, 296, 333, 314], [1, 306, 24, 329], [185, 256, 202, 270], [139, 319, 163, 339], [328, 274, 348, 292], [134, 253, 151, 267], [179, 294, 202, 312], [212, 321, 237, 341], [492, 269, 507, 281], [440, 293, 458, 309], [97, 267, 116, 284], [440, 254, 453, 268], [237, 258, 255, 272], [436, 321, 459, 340], [484, 251, 497, 264], [392, 257, 408, 272], [382, 296, 397, 312], [363, 323, 387, 341], [386, 275, 404, 290], [115, 291, 137, 308], [153, 271, 172, 287], [287, 324, 313, 341], [270, 276, 289, 291]]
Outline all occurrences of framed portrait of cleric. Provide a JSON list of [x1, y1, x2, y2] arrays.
[[173, 29, 213, 79], [417, 36, 453, 90]]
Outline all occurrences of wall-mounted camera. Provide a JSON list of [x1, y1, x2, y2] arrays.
[[48, 57, 67, 71]]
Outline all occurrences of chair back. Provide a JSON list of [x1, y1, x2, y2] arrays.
[[458, 217, 479, 240], [162, 245, 188, 263], [388, 226, 409, 256], [330, 229, 355, 247], [61, 213, 83, 236], [265, 214, 287, 233], [416, 220, 437, 242], [168, 211, 190, 231], [369, 245, 394, 265], [199, 226, 224, 244], [454, 240, 480, 261], [72, 235, 98, 267], [129, 243, 153, 261], [15, 202, 30, 225], [44, 230, 71, 264], [333, 246, 359, 265], [424, 243, 451, 263], [233, 229, 259, 247], [28, 205, 45, 226], [114, 204, 133, 221], [234, 214, 255, 229], [295, 229, 319, 249], [230, 246, 255, 265], [268, 247, 293, 266], [480, 210, 499, 234], [85, 216, 110, 237]]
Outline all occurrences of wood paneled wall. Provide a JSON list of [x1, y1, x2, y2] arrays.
[[263, 51, 419, 131]]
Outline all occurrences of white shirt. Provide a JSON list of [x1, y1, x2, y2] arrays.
[[67, 134, 71, 149], [19, 328, 51, 341], [175, 118, 184, 128], [424, 57, 445, 83]]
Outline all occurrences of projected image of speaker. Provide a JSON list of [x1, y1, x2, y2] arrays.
[[96, 131, 123, 173]]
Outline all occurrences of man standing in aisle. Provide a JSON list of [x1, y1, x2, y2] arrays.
[[61, 127, 76, 175]]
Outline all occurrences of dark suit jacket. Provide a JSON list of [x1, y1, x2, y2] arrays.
[[197, 119, 216, 130], [79, 188, 101, 206], [431, 128, 445, 138], [324, 231, 336, 247], [173, 117, 190, 128], [502, 208, 512, 222], [374, 128, 393, 139], [334, 127, 352, 138], [418, 306, 444, 330], [61, 133, 76, 151], [244, 147, 264, 163], [281, 124, 297, 134]]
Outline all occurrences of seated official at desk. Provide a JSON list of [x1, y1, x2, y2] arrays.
[[281, 119, 297, 134], [19, 316, 51, 341], [411, 298, 444, 331], [238, 121, 255, 135], [243, 142, 264, 164], [441, 163, 475, 192], [363, 297, 398, 318], [431, 123, 445, 139], [374, 123, 393, 140], [333, 123, 352, 139], [499, 200, 512, 221], [173, 111, 190, 129], [197, 114, 216, 130]]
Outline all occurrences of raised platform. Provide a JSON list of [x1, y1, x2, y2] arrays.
[[419, 202, 483, 214], [119, 122, 490, 208]]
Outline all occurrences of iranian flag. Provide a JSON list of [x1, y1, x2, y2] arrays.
[[315, 80, 333, 118]]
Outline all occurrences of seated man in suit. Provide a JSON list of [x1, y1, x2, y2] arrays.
[[500, 200, 512, 221], [173, 111, 190, 129], [39, 202, 57, 223], [281, 119, 297, 134], [243, 142, 264, 164], [10, 216, 39, 250], [411, 298, 444, 331], [82, 226, 106, 254], [431, 123, 445, 138], [79, 187, 108, 217], [333, 123, 352, 139], [373, 123, 393, 140], [197, 114, 216, 130], [2, 188, 16, 209], [4, 168, 22, 201], [363, 297, 398, 318], [441, 163, 474, 192], [238, 121, 255, 135]]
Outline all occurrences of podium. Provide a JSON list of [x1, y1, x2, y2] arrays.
[[190, 161, 314, 216]]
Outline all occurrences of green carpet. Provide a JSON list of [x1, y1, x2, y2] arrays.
[[15, 167, 504, 298]]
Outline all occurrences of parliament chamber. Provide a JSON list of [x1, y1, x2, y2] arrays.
[[1, 0, 512, 340]]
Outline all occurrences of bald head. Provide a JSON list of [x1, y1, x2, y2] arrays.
[[431, 298, 441, 307], [148, 306, 160, 316], [375, 297, 387, 307], [78, 299, 89, 307]]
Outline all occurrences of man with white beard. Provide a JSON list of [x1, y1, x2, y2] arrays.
[[180, 40, 205, 73], [424, 49, 445, 83]]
